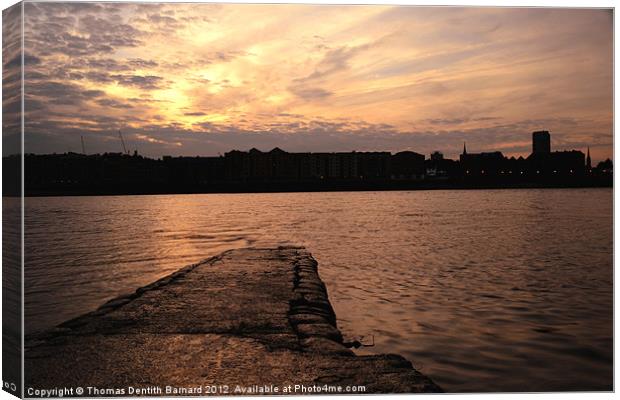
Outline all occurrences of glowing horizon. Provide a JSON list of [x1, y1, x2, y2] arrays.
[[11, 3, 613, 162]]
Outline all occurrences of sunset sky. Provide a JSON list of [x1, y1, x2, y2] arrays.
[[15, 3, 613, 161]]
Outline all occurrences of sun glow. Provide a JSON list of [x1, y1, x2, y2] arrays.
[[21, 3, 612, 158]]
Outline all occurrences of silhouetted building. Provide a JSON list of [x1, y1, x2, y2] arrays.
[[504, 156, 527, 177], [527, 150, 585, 176], [15, 130, 608, 196], [532, 131, 551, 154], [459, 142, 509, 177], [356, 152, 391, 179], [527, 131, 585, 176], [460, 149, 507, 177], [391, 151, 425, 180], [162, 155, 223, 184], [430, 151, 444, 162], [426, 151, 457, 180], [24, 152, 169, 194], [596, 158, 613, 173]]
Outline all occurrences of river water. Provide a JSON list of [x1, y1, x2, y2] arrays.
[[24, 189, 612, 392]]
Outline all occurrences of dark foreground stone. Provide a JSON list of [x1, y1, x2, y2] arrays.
[[25, 247, 441, 395]]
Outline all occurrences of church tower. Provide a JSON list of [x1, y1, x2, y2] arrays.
[[586, 147, 592, 171], [460, 141, 468, 163]]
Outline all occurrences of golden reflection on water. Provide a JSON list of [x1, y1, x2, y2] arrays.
[[24, 189, 612, 392]]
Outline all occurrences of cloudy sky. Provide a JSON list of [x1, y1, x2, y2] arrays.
[[13, 3, 614, 160]]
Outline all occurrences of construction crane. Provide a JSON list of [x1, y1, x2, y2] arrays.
[[118, 130, 128, 155], [80, 135, 86, 155]]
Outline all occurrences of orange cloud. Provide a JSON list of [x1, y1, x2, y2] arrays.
[[20, 4, 612, 161]]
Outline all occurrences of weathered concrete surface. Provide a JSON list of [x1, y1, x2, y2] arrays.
[[25, 247, 441, 395]]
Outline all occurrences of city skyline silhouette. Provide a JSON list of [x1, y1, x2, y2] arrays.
[[2, 4, 613, 162]]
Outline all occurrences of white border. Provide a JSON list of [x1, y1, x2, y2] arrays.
[[0, 2, 615, 400]]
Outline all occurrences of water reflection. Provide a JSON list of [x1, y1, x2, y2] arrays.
[[25, 189, 612, 392]]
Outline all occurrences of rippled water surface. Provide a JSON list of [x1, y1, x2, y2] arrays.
[[25, 189, 612, 392]]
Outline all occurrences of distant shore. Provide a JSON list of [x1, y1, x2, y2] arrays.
[[13, 179, 612, 197]]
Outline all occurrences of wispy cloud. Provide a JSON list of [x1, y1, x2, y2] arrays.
[[18, 4, 612, 161]]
